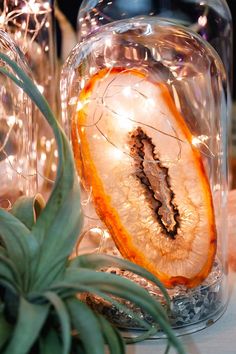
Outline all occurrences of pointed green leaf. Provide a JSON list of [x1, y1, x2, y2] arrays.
[[31, 184, 83, 290], [0, 246, 8, 257], [49, 282, 162, 345], [4, 297, 49, 354], [96, 314, 125, 354], [66, 298, 105, 354], [70, 254, 170, 306], [36, 282, 153, 333], [39, 329, 62, 354], [11, 194, 45, 230], [58, 269, 185, 354], [64, 268, 168, 321], [42, 292, 71, 354], [0, 254, 22, 288], [0, 312, 12, 350], [0, 209, 38, 289]]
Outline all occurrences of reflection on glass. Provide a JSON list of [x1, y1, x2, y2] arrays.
[[77, 0, 232, 81]]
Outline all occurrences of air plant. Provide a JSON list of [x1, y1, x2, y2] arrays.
[[0, 52, 185, 354]]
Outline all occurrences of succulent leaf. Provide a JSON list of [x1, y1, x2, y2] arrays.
[[4, 297, 49, 354], [42, 291, 71, 354], [39, 329, 62, 354], [64, 268, 169, 320], [70, 254, 170, 306], [66, 298, 106, 354], [31, 185, 83, 290], [95, 315, 125, 354], [0, 209, 38, 291], [0, 311, 12, 350], [11, 195, 45, 230], [0, 254, 21, 289]]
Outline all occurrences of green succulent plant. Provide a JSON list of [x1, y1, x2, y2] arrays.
[[0, 52, 185, 354]]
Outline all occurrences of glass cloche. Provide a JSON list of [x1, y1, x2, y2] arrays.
[[61, 18, 228, 335]]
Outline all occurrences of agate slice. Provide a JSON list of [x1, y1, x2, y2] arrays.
[[72, 68, 217, 288]]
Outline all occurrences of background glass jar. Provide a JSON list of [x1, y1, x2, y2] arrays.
[[0, 29, 37, 209], [0, 0, 58, 198], [61, 18, 228, 335]]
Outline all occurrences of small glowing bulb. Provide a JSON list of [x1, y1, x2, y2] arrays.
[[45, 140, 51, 152], [117, 114, 134, 131], [122, 86, 132, 97], [105, 38, 112, 47], [41, 152, 47, 161], [146, 98, 155, 108], [8, 155, 15, 164], [111, 148, 123, 161], [8, 115, 16, 126], [43, 2, 51, 10], [81, 78, 85, 89], [76, 101, 84, 111], [37, 85, 44, 94], [51, 163, 57, 172], [192, 137, 201, 146], [198, 15, 207, 27], [0, 14, 6, 26]]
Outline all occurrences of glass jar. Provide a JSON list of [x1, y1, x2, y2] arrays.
[[0, 0, 58, 198], [77, 0, 232, 87], [0, 29, 37, 209], [61, 18, 228, 336]]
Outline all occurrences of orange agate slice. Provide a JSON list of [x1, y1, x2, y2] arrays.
[[72, 68, 217, 288]]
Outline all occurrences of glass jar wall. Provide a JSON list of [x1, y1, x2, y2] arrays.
[[61, 18, 228, 335], [0, 0, 58, 198], [0, 29, 37, 209], [77, 0, 232, 84]]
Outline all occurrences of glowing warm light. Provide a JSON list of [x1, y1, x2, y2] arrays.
[[116, 113, 134, 132], [110, 148, 123, 161], [146, 98, 155, 108], [51, 163, 57, 172], [7, 115, 16, 126], [0, 15, 5, 26], [76, 101, 84, 111], [45, 140, 51, 152], [81, 78, 86, 89], [8, 155, 15, 164], [192, 135, 209, 147], [122, 86, 132, 97], [37, 85, 44, 94], [105, 38, 112, 47], [16, 167, 23, 174], [198, 15, 207, 27], [41, 152, 47, 161]]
